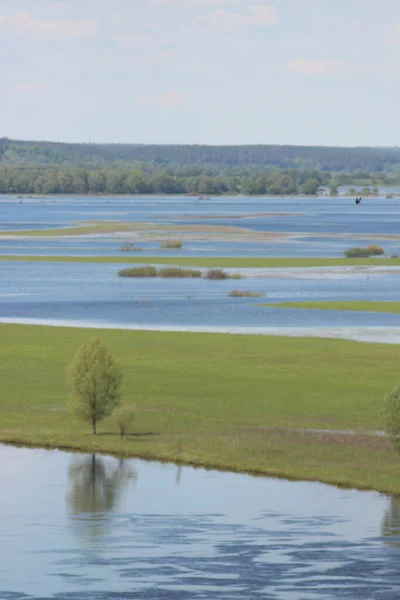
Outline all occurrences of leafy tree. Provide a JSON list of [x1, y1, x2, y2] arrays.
[[68, 337, 122, 434], [299, 178, 319, 195], [382, 384, 400, 453], [114, 405, 136, 439]]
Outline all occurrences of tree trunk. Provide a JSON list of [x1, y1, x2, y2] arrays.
[[120, 428, 124, 439], [92, 417, 96, 435]]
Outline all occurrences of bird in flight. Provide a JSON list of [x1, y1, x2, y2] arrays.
[[355, 197, 362, 205]]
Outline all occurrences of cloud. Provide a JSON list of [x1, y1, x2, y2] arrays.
[[286, 58, 396, 76], [0, 10, 97, 38], [383, 22, 400, 46], [191, 5, 278, 30], [113, 33, 152, 45], [10, 82, 50, 93], [149, 0, 248, 4], [136, 90, 188, 109]]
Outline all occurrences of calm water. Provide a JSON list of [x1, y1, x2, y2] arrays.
[[1, 444, 400, 599], [1, 195, 400, 258], [1, 261, 400, 330]]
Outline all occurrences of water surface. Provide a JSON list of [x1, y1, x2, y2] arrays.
[[1, 444, 400, 599]]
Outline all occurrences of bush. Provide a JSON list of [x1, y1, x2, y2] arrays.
[[114, 405, 136, 439], [365, 245, 385, 256], [158, 267, 202, 278], [160, 240, 183, 249], [120, 242, 143, 252], [229, 290, 266, 298], [118, 266, 157, 277], [204, 268, 229, 280], [344, 245, 384, 258]]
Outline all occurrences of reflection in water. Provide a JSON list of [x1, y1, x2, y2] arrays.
[[382, 496, 400, 545], [67, 454, 136, 540]]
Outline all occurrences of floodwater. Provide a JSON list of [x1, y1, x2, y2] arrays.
[[1, 195, 400, 258], [1, 195, 400, 341], [1, 443, 400, 599], [1, 261, 400, 333]]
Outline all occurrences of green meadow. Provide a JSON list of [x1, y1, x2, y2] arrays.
[[260, 301, 400, 314], [1, 255, 400, 268], [1, 323, 400, 494]]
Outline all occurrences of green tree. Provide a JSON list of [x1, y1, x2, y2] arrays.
[[382, 384, 400, 454], [114, 405, 136, 439], [299, 178, 319, 195], [68, 338, 122, 434]]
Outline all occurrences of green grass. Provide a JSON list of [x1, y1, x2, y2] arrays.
[[260, 301, 400, 314], [1, 255, 400, 268], [1, 323, 400, 493]]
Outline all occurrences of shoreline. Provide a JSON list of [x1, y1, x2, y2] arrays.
[[1, 323, 400, 495], [0, 438, 392, 496], [1, 317, 400, 344]]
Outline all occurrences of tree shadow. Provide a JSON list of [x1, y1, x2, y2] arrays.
[[96, 431, 160, 439], [381, 496, 400, 546], [66, 454, 137, 542]]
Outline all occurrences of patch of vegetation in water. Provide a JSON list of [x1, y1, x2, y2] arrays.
[[229, 290, 266, 298], [159, 267, 201, 278], [118, 265, 239, 279], [118, 266, 157, 277], [160, 240, 183, 249], [258, 301, 400, 314], [344, 245, 385, 258], [120, 242, 143, 252], [3, 255, 400, 268]]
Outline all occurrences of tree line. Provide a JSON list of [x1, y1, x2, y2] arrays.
[[2, 137, 400, 172], [1, 164, 399, 196]]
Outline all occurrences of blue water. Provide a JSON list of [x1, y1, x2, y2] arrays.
[[1, 261, 400, 329], [1, 195, 400, 257], [1, 444, 400, 600]]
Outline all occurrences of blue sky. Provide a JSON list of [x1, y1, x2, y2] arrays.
[[1, 0, 399, 145]]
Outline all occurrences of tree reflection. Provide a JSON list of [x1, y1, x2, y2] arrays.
[[67, 454, 136, 541], [382, 496, 400, 545]]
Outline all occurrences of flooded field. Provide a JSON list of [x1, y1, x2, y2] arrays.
[[1, 261, 400, 340], [1, 195, 400, 258], [1, 443, 400, 600], [1, 195, 400, 341]]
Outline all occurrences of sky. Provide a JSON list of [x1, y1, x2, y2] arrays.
[[0, 0, 399, 146]]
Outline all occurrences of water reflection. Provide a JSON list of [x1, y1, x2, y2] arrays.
[[67, 454, 136, 540], [382, 496, 400, 545]]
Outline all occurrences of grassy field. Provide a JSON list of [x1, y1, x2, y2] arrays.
[[260, 301, 400, 314], [1, 323, 400, 493], [1, 255, 400, 268]]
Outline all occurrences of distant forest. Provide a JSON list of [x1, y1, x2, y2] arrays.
[[2, 138, 400, 171], [0, 138, 399, 196]]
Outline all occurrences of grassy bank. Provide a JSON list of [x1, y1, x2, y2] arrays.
[[260, 301, 400, 314], [1, 255, 400, 268], [1, 324, 400, 493]]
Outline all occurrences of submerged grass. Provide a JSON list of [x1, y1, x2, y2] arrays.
[[229, 290, 266, 298], [1, 255, 400, 268], [1, 324, 400, 493], [260, 301, 400, 314], [160, 240, 183, 249]]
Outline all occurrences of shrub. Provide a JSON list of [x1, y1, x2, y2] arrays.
[[114, 405, 136, 439], [158, 267, 202, 278], [204, 268, 229, 280], [160, 240, 183, 249], [344, 245, 384, 258], [229, 290, 266, 298], [120, 242, 143, 252], [118, 266, 157, 277], [364, 245, 384, 256]]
